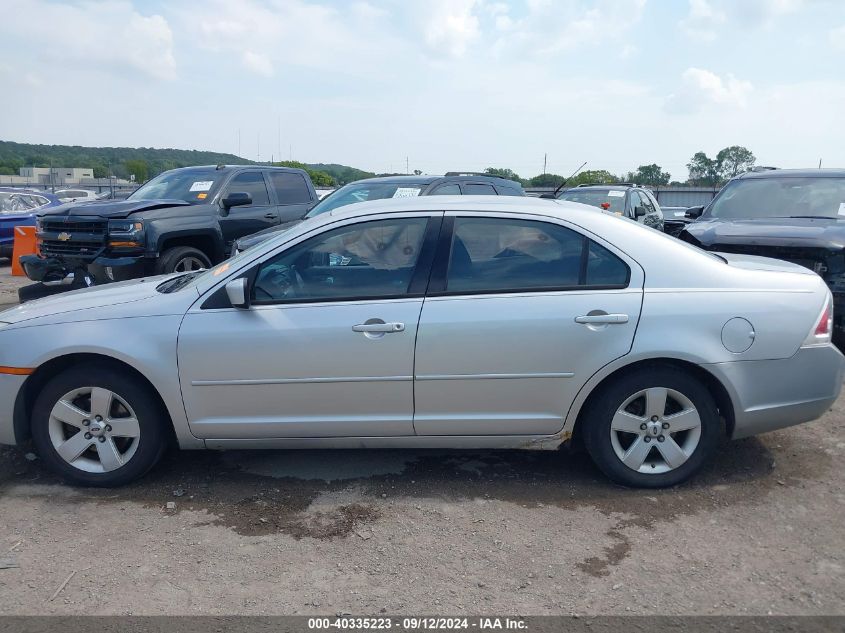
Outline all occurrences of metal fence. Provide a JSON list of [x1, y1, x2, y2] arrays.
[[525, 185, 720, 208]]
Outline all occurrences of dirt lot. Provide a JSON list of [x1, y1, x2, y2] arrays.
[[0, 259, 843, 616]]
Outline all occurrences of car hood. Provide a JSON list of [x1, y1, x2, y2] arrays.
[[0, 275, 194, 326], [37, 198, 191, 220], [683, 217, 845, 250]]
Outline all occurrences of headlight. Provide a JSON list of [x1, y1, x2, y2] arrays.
[[108, 220, 143, 234]]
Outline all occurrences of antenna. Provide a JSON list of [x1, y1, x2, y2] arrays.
[[819, 158, 823, 169], [541, 161, 588, 198]]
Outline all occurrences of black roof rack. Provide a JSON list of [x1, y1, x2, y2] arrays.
[[444, 171, 506, 179], [575, 182, 638, 188]]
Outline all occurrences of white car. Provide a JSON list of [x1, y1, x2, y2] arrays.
[[54, 189, 99, 203], [0, 197, 841, 487]]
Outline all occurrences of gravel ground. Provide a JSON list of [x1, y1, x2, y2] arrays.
[[0, 259, 842, 615]]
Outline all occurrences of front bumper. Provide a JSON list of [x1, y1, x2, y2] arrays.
[[705, 344, 845, 439], [0, 373, 28, 446], [21, 253, 146, 285]]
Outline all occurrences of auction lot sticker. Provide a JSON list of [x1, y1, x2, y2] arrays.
[[393, 188, 422, 198]]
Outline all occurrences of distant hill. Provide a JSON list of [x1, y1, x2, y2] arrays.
[[306, 163, 376, 186], [0, 140, 251, 180], [0, 140, 378, 187]]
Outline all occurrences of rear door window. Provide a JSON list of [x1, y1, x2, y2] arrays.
[[462, 184, 497, 195], [269, 171, 313, 204], [430, 184, 461, 195]]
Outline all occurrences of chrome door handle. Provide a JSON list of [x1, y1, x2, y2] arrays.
[[575, 314, 629, 324], [352, 322, 405, 333]]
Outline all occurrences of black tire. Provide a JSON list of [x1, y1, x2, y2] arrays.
[[31, 365, 168, 487], [155, 246, 212, 275], [581, 366, 720, 488]]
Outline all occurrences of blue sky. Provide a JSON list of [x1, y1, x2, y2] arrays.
[[1, 0, 843, 180]]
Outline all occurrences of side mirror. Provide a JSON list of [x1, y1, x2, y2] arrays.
[[685, 205, 704, 219], [634, 205, 647, 218], [225, 278, 250, 309], [220, 192, 252, 216]]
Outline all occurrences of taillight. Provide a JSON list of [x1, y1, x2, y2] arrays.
[[803, 293, 833, 346]]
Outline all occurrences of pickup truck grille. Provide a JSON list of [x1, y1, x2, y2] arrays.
[[39, 218, 108, 261]]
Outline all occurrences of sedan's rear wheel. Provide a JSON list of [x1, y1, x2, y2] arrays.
[[582, 367, 720, 488], [31, 366, 167, 486]]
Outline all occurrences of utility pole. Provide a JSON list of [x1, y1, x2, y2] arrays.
[[257, 133, 260, 162], [278, 117, 281, 165], [238, 129, 241, 158], [406, 156, 409, 175], [543, 153, 547, 176]]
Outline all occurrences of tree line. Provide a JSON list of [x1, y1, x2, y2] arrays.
[[0, 140, 757, 189], [485, 146, 757, 188]]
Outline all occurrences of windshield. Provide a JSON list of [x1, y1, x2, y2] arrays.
[[0, 192, 50, 213], [558, 189, 626, 215], [128, 169, 223, 204], [306, 182, 424, 217], [707, 177, 845, 220]]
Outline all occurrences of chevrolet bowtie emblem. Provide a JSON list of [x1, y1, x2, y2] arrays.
[[57, 232, 72, 241]]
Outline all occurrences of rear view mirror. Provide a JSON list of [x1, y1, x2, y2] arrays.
[[225, 278, 250, 309], [685, 205, 704, 219], [634, 205, 647, 217]]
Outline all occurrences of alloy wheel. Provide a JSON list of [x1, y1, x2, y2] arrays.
[[609, 387, 702, 474], [47, 387, 141, 473], [174, 256, 206, 272]]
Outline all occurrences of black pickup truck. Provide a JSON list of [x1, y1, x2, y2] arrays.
[[21, 165, 317, 294], [679, 168, 845, 335]]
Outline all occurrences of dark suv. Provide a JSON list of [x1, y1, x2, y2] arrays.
[[233, 172, 525, 252], [21, 164, 317, 294], [679, 168, 845, 334], [557, 183, 664, 232]]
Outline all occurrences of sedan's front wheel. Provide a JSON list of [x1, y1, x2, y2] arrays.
[[582, 367, 720, 488], [31, 366, 167, 487]]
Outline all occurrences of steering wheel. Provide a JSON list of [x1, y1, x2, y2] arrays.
[[254, 264, 306, 301]]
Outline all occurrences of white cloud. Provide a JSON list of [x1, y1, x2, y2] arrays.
[[0, 0, 176, 81], [666, 68, 753, 113], [241, 51, 274, 77], [680, 0, 726, 42], [417, 0, 481, 58], [831, 24, 845, 51]]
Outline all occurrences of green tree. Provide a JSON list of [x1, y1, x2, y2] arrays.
[[124, 159, 149, 183], [627, 163, 671, 186], [273, 161, 335, 187], [686, 151, 720, 186], [484, 167, 523, 183], [528, 173, 566, 187], [716, 145, 755, 179], [569, 170, 619, 186]]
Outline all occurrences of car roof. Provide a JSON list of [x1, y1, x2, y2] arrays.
[[345, 174, 522, 187], [562, 184, 636, 192], [736, 168, 845, 179]]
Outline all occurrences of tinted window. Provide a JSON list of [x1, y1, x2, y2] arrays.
[[558, 189, 626, 214], [446, 217, 628, 293], [253, 217, 429, 303], [708, 177, 845, 220], [430, 184, 461, 195], [494, 185, 522, 197], [585, 241, 629, 286], [269, 172, 312, 204], [226, 171, 270, 206], [463, 183, 496, 195], [306, 182, 424, 216]]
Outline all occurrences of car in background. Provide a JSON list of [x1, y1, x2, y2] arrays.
[[233, 172, 525, 253], [54, 189, 99, 203], [0, 196, 841, 487], [0, 188, 62, 259], [557, 183, 664, 232], [680, 168, 845, 336]]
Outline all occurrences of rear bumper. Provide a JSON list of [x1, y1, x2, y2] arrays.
[[704, 344, 845, 439]]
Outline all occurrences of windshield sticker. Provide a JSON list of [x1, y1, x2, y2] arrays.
[[393, 187, 422, 198], [212, 262, 230, 277], [839, 203, 845, 216], [607, 190, 625, 197], [196, 192, 208, 200], [189, 181, 214, 192]]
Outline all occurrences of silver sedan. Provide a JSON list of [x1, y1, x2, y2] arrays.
[[0, 197, 841, 487]]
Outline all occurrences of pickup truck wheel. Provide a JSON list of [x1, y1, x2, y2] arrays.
[[582, 367, 720, 488], [31, 366, 167, 487], [156, 246, 212, 275]]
